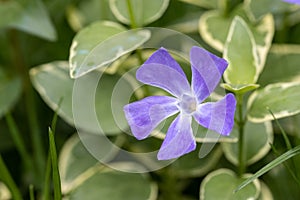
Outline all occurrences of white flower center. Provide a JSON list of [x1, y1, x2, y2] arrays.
[[178, 94, 197, 114]]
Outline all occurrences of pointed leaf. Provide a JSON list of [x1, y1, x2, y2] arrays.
[[69, 21, 150, 78], [199, 10, 274, 74], [236, 145, 300, 192], [2, 0, 57, 41], [30, 61, 133, 134], [200, 169, 261, 200], [223, 16, 259, 87], [0, 69, 22, 118], [222, 121, 273, 166], [109, 0, 169, 27], [248, 82, 300, 122]]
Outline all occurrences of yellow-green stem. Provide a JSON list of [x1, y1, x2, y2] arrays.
[[237, 94, 246, 176]]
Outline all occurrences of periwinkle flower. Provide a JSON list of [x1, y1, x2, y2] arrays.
[[283, 0, 300, 4], [124, 46, 236, 160]]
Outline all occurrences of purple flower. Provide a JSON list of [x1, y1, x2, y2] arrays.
[[124, 46, 236, 160], [283, 0, 300, 4]]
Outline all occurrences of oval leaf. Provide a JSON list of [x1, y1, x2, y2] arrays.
[[248, 82, 300, 122], [223, 16, 259, 88], [68, 162, 157, 200], [171, 145, 223, 178], [0, 69, 22, 118], [109, 0, 169, 27], [30, 61, 133, 135], [200, 169, 261, 200], [59, 134, 121, 192], [222, 121, 273, 166], [69, 21, 150, 78]]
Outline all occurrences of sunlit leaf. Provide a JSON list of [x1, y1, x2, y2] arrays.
[[223, 16, 259, 88], [69, 20, 150, 78], [30, 61, 133, 135]]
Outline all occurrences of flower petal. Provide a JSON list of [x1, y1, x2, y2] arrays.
[[144, 47, 186, 76], [157, 115, 196, 160], [136, 48, 190, 98], [193, 93, 236, 136], [190, 46, 228, 102], [124, 96, 179, 140], [136, 63, 190, 98], [283, 0, 300, 5]]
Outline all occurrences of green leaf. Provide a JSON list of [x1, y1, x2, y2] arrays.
[[258, 44, 300, 87], [200, 169, 261, 200], [68, 162, 157, 200], [171, 145, 223, 178], [0, 69, 22, 118], [69, 20, 150, 78], [0, 0, 57, 41], [109, 0, 169, 27], [221, 83, 260, 94], [199, 9, 274, 72], [259, 181, 274, 200], [49, 128, 62, 200], [30, 61, 133, 135], [236, 145, 300, 192], [66, 0, 116, 31], [0, 182, 11, 200], [248, 82, 300, 122], [244, 0, 297, 22], [178, 0, 218, 9], [59, 134, 122, 193], [223, 16, 259, 87], [222, 121, 273, 166]]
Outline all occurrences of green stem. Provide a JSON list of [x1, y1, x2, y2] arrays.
[[237, 94, 246, 176], [29, 185, 35, 200], [9, 29, 45, 181], [0, 155, 23, 200], [126, 0, 137, 29], [126, 0, 144, 64], [158, 168, 182, 200], [5, 112, 32, 171]]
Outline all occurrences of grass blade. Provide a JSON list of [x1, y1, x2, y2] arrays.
[[49, 128, 62, 200], [0, 155, 23, 200], [236, 145, 300, 192]]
